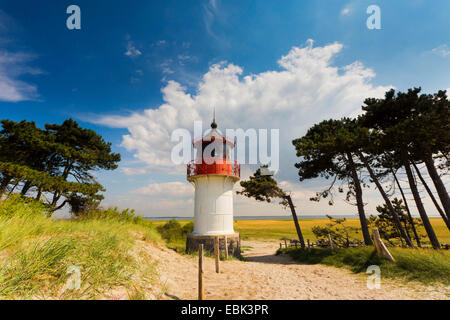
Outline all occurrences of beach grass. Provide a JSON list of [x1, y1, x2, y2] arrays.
[[0, 196, 162, 300]]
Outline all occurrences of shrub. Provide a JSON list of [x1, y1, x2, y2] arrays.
[[156, 219, 190, 242]]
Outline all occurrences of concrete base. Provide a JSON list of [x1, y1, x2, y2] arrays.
[[186, 233, 241, 258]]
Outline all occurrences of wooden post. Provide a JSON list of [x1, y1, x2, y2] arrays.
[[307, 239, 311, 250], [214, 236, 220, 273], [280, 243, 282, 249], [328, 233, 334, 250], [224, 235, 229, 259], [372, 228, 395, 262], [284, 239, 287, 248], [198, 244, 204, 300]]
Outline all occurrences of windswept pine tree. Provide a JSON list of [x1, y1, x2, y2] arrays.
[[360, 88, 448, 249], [0, 119, 121, 215], [238, 166, 306, 249], [292, 119, 374, 245]]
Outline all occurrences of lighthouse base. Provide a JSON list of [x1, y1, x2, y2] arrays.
[[186, 233, 241, 259]]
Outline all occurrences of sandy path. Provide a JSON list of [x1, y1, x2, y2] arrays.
[[146, 240, 449, 300]]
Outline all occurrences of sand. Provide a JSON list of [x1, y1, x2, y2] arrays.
[[143, 240, 449, 300]]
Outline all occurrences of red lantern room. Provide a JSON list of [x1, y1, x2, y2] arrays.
[[187, 120, 240, 180]]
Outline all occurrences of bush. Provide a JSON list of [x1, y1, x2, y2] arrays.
[[156, 219, 192, 243], [155, 220, 193, 252], [311, 215, 362, 248], [79, 207, 144, 224], [0, 195, 50, 219]]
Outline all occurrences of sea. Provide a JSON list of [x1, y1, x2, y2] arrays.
[[143, 215, 360, 221]]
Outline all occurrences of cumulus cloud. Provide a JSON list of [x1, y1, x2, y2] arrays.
[[0, 50, 41, 102], [132, 181, 193, 198], [96, 40, 391, 183]]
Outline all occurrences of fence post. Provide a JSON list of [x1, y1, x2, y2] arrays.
[[372, 228, 395, 262], [224, 235, 229, 259], [307, 239, 311, 250], [198, 244, 204, 300], [214, 236, 220, 273], [328, 233, 334, 250], [284, 239, 287, 248]]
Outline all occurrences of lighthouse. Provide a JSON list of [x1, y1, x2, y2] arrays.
[[186, 118, 241, 257]]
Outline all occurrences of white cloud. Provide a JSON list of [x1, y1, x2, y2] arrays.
[[97, 40, 391, 177], [0, 50, 41, 102], [341, 8, 351, 16], [160, 59, 175, 75], [132, 181, 193, 198], [432, 44, 450, 57], [124, 41, 142, 58], [203, 0, 221, 39]]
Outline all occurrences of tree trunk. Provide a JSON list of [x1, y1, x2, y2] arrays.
[[424, 154, 450, 221], [357, 151, 413, 248], [0, 175, 12, 197], [20, 181, 32, 196], [402, 153, 440, 249], [35, 187, 42, 201], [284, 195, 306, 249], [392, 170, 422, 247], [7, 181, 19, 198], [346, 152, 373, 245], [413, 163, 450, 231]]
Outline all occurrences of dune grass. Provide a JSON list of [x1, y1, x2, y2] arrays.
[[278, 246, 450, 285], [0, 196, 162, 300]]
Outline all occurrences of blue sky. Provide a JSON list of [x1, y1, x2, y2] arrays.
[[0, 0, 449, 217]]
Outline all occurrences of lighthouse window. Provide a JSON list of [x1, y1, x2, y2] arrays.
[[225, 144, 232, 160]]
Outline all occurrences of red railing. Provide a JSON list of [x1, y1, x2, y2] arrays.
[[187, 159, 240, 179]]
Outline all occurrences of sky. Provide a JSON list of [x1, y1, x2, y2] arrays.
[[0, 0, 449, 218]]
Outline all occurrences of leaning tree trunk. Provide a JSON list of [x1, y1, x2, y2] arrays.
[[392, 169, 422, 247], [20, 181, 32, 196], [284, 195, 306, 249], [402, 153, 440, 249], [357, 151, 413, 248], [424, 154, 450, 221], [35, 187, 43, 201], [346, 152, 373, 245], [413, 163, 450, 231]]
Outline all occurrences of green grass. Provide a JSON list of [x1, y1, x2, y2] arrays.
[[153, 218, 450, 245], [279, 246, 450, 285], [234, 219, 450, 244], [0, 196, 162, 300]]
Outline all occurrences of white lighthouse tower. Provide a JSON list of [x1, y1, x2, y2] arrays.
[[186, 118, 241, 256]]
